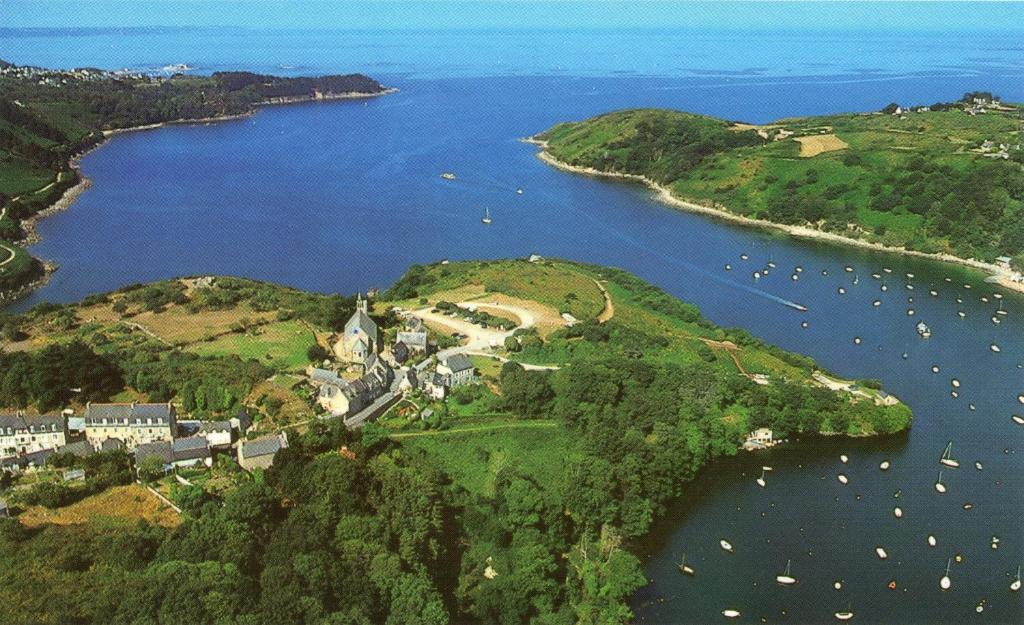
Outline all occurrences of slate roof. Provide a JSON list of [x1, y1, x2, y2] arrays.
[[56, 440, 94, 458], [240, 434, 286, 459], [344, 310, 379, 344], [234, 410, 252, 432], [84, 402, 175, 426], [443, 353, 473, 373], [100, 438, 125, 452], [172, 436, 211, 462], [309, 368, 343, 385], [397, 331, 427, 349], [135, 441, 173, 464], [198, 421, 232, 433], [0, 414, 64, 434], [392, 341, 409, 363]]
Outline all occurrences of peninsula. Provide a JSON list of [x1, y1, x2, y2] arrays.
[[531, 94, 1024, 289], [0, 60, 393, 300], [0, 258, 910, 624]]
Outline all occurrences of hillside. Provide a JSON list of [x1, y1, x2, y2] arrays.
[[0, 61, 390, 294], [0, 259, 911, 624], [536, 97, 1024, 268]]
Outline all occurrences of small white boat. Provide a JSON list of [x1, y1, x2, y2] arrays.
[[481, 207, 492, 224], [881, 284, 888, 292], [883, 267, 893, 273], [440, 171, 456, 180], [801, 321, 809, 329], [951, 391, 959, 398], [956, 297, 963, 304], [516, 187, 524, 195], [991, 536, 1000, 550], [722, 609, 741, 619], [775, 559, 797, 585], [845, 266, 854, 273], [992, 316, 1001, 324], [1011, 565, 1021, 592], [907, 272, 915, 279], [879, 460, 890, 470], [916, 321, 931, 338], [1012, 415, 1024, 426], [907, 309, 915, 316], [940, 442, 960, 468], [754, 271, 762, 280], [768, 261, 776, 269], [958, 311, 966, 318], [875, 546, 888, 559], [981, 296, 989, 303], [1019, 394, 1024, 404], [935, 471, 947, 493], [931, 365, 940, 374], [838, 287, 846, 294], [840, 454, 849, 464], [792, 274, 799, 281], [725, 264, 732, 271], [940, 558, 952, 591], [853, 337, 861, 345], [677, 553, 695, 576], [834, 609, 854, 621], [740, 254, 749, 260], [975, 461, 983, 470], [964, 284, 972, 289], [929, 289, 938, 297], [873, 300, 881, 307], [872, 272, 881, 279], [720, 539, 734, 553], [991, 344, 1001, 353], [951, 379, 960, 388], [838, 474, 849, 485], [906, 284, 914, 290], [756, 469, 766, 488], [927, 535, 937, 547], [894, 506, 903, 518]]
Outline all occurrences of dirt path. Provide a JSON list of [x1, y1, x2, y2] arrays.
[[700, 338, 748, 375], [0, 244, 16, 268], [594, 279, 614, 323]]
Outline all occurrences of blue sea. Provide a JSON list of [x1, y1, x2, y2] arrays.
[[2, 25, 1023, 624]]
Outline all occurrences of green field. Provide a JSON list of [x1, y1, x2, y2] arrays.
[[0, 240, 39, 288], [186, 319, 317, 372], [539, 100, 1024, 266], [398, 419, 577, 497]]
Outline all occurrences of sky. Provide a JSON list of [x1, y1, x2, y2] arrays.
[[1, 0, 1021, 31]]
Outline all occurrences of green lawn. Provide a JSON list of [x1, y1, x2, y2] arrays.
[[186, 319, 316, 371], [398, 419, 578, 498]]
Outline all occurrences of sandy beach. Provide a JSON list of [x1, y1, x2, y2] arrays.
[[525, 137, 1024, 295]]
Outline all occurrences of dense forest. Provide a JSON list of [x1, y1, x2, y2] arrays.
[[538, 103, 1024, 267]]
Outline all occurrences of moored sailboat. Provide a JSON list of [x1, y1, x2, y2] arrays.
[[775, 559, 797, 585], [939, 442, 959, 468]]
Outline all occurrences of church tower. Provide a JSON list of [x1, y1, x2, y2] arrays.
[[356, 292, 368, 314]]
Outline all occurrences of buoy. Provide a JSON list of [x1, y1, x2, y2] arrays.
[[931, 365, 940, 373], [801, 321, 809, 329], [879, 460, 890, 470], [894, 507, 903, 518], [853, 337, 861, 345], [833, 581, 842, 590]]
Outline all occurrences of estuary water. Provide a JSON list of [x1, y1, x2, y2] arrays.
[[3, 26, 1024, 624]]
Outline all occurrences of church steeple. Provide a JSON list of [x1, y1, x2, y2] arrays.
[[356, 292, 368, 314]]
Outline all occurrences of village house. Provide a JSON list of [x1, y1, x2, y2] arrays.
[[396, 330, 429, 353], [421, 372, 449, 400], [333, 294, 379, 364], [0, 414, 67, 460], [55, 440, 94, 459], [995, 256, 1013, 270], [238, 432, 288, 471], [390, 341, 410, 365], [314, 355, 392, 417], [437, 353, 475, 387], [84, 402, 177, 452], [197, 421, 233, 448], [231, 409, 252, 435], [135, 436, 213, 473]]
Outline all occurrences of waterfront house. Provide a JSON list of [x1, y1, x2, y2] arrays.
[[0, 414, 67, 460], [333, 294, 379, 364], [996, 256, 1013, 270], [437, 353, 475, 387], [238, 432, 288, 471], [84, 402, 176, 451], [743, 428, 775, 451]]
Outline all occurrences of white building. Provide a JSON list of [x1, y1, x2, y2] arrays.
[[84, 402, 176, 451], [0, 414, 67, 460]]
